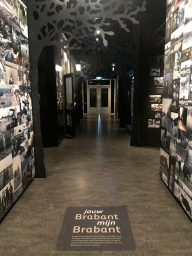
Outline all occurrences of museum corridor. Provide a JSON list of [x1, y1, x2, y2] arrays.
[[0, 115, 191, 255]]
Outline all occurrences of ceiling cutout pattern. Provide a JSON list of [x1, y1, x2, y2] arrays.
[[71, 48, 134, 79], [33, 0, 146, 50]]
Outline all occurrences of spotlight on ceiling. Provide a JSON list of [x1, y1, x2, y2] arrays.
[[96, 30, 100, 34]]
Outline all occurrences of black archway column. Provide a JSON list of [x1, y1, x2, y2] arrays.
[[130, 8, 152, 147]]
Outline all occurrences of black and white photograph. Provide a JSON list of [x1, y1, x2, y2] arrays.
[[0, 153, 12, 191], [175, 159, 192, 191], [11, 132, 23, 158], [161, 98, 172, 130], [0, 179, 14, 219], [184, 0, 192, 25], [188, 83, 192, 100], [181, 47, 192, 62], [161, 128, 171, 153], [174, 177, 192, 218], [0, 128, 13, 161], [173, 50, 182, 80], [155, 112, 161, 118], [154, 77, 164, 86], [14, 122, 26, 135], [171, 91, 179, 112], [170, 25, 183, 53], [150, 68, 160, 76], [21, 155, 33, 190], [0, 84, 11, 108], [151, 104, 162, 111], [0, 0, 19, 17], [171, 2, 184, 33], [160, 148, 169, 174], [180, 60, 191, 78], [6, 105, 20, 129], [20, 133, 33, 163], [183, 21, 192, 51], [179, 76, 190, 99], [163, 75, 173, 98], [0, 107, 9, 133], [148, 119, 161, 128], [149, 95, 161, 104], [12, 155, 22, 192]]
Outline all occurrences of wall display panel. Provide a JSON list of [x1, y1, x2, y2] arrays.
[[0, 0, 35, 222], [161, 0, 192, 220]]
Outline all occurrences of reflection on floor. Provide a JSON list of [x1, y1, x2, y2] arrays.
[[0, 114, 192, 256]]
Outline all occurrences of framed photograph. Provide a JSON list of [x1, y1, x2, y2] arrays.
[[149, 95, 161, 104], [148, 119, 161, 128], [154, 77, 164, 86], [151, 104, 162, 111], [150, 68, 161, 76]]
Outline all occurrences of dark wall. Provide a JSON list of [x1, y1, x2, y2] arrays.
[[38, 46, 58, 147]]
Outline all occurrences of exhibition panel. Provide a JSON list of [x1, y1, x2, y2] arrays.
[[0, 0, 35, 221], [160, 0, 192, 220]]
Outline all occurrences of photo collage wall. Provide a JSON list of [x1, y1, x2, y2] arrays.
[[148, 71, 164, 129], [160, 0, 192, 220], [0, 0, 34, 221]]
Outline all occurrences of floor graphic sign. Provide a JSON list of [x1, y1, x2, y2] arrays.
[[56, 206, 136, 251]]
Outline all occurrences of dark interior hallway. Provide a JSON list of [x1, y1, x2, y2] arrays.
[[0, 115, 191, 255]]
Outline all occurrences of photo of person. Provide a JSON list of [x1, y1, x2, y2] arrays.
[[161, 128, 171, 153], [0, 180, 14, 219], [0, 128, 13, 161]]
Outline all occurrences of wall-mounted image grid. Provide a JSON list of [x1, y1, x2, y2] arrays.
[[161, 0, 192, 220], [0, 0, 34, 221]]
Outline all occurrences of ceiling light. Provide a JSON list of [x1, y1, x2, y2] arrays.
[[75, 64, 81, 72], [96, 30, 100, 34]]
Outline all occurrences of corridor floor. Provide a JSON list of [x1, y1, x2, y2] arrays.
[[0, 115, 192, 256]]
